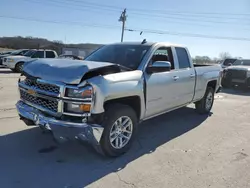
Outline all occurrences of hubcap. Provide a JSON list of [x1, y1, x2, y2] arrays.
[[205, 91, 213, 110], [109, 116, 133, 149]]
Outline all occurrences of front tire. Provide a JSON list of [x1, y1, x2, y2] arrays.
[[15, 62, 24, 73], [195, 87, 215, 114], [100, 104, 138, 157]]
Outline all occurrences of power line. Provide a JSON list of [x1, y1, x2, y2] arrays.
[[21, 0, 250, 27], [21, 0, 119, 15], [128, 15, 250, 30], [128, 8, 250, 17], [1, 14, 250, 42], [129, 12, 250, 26], [22, 0, 250, 29], [35, 0, 250, 17], [125, 28, 250, 41], [22, 0, 250, 23], [0, 15, 120, 29]]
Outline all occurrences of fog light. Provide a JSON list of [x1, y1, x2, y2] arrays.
[[79, 104, 91, 111], [65, 103, 91, 113]]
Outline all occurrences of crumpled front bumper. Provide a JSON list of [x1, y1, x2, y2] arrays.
[[16, 101, 104, 152]]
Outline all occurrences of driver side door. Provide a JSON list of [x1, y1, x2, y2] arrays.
[[144, 46, 178, 118]]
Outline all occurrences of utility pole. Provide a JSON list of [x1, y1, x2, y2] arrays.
[[119, 8, 127, 42]]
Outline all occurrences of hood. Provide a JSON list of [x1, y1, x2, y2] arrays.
[[227, 65, 250, 71], [0, 54, 10, 58], [23, 59, 121, 84]]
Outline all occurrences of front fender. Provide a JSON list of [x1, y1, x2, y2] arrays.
[[84, 70, 145, 119]]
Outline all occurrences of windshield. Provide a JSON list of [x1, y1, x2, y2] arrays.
[[222, 58, 237, 66], [233, 59, 250, 66], [10, 50, 27, 55], [1, 51, 12, 55], [23, 50, 36, 57], [85, 44, 150, 70]]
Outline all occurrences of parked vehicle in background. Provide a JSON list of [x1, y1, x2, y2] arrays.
[[0, 49, 29, 66], [220, 58, 237, 69], [16, 42, 221, 157], [58, 54, 84, 60], [2, 49, 58, 72], [0, 51, 13, 66], [0, 50, 13, 55], [221, 59, 250, 89]]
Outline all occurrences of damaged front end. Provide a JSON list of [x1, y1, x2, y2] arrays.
[[16, 59, 121, 153]]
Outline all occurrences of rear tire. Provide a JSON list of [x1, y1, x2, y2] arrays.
[[15, 62, 24, 73], [195, 87, 215, 114], [100, 104, 138, 157]]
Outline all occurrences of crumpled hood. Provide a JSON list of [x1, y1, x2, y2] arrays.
[[23, 58, 120, 84], [227, 65, 250, 71]]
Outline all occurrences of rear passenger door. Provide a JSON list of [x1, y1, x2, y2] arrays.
[[172, 47, 196, 106], [46, 51, 56, 58]]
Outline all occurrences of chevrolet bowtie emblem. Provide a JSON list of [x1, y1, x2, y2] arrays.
[[27, 89, 36, 95]]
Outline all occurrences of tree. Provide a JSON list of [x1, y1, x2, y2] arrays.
[[219, 52, 231, 60]]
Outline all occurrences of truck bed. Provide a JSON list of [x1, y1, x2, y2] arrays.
[[193, 64, 222, 102], [193, 63, 216, 67]]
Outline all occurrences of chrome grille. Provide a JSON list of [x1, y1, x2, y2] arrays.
[[24, 78, 60, 94], [20, 89, 58, 113]]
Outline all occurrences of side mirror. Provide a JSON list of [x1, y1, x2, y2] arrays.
[[228, 63, 232, 66], [146, 61, 171, 74]]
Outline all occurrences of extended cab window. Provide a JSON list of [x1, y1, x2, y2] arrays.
[[151, 47, 174, 69], [175, 47, 191, 69], [32, 51, 44, 58], [46, 51, 55, 58]]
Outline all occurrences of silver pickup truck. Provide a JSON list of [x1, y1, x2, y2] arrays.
[[16, 42, 222, 156]]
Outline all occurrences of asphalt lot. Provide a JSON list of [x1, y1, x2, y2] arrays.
[[1, 68, 250, 188]]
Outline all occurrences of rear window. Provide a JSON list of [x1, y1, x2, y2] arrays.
[[175, 47, 191, 69], [46, 51, 55, 58]]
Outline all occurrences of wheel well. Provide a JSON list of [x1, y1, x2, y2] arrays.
[[104, 96, 141, 119], [207, 80, 217, 91], [15, 61, 24, 67]]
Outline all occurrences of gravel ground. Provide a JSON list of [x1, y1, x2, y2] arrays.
[[0, 68, 250, 188]]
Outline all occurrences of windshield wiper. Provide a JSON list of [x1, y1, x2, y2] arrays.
[[116, 64, 133, 71]]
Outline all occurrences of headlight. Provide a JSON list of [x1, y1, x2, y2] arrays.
[[66, 85, 93, 99], [7, 58, 14, 62], [64, 85, 93, 114]]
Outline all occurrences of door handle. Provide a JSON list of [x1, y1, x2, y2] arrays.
[[190, 74, 195, 78], [173, 76, 179, 81]]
